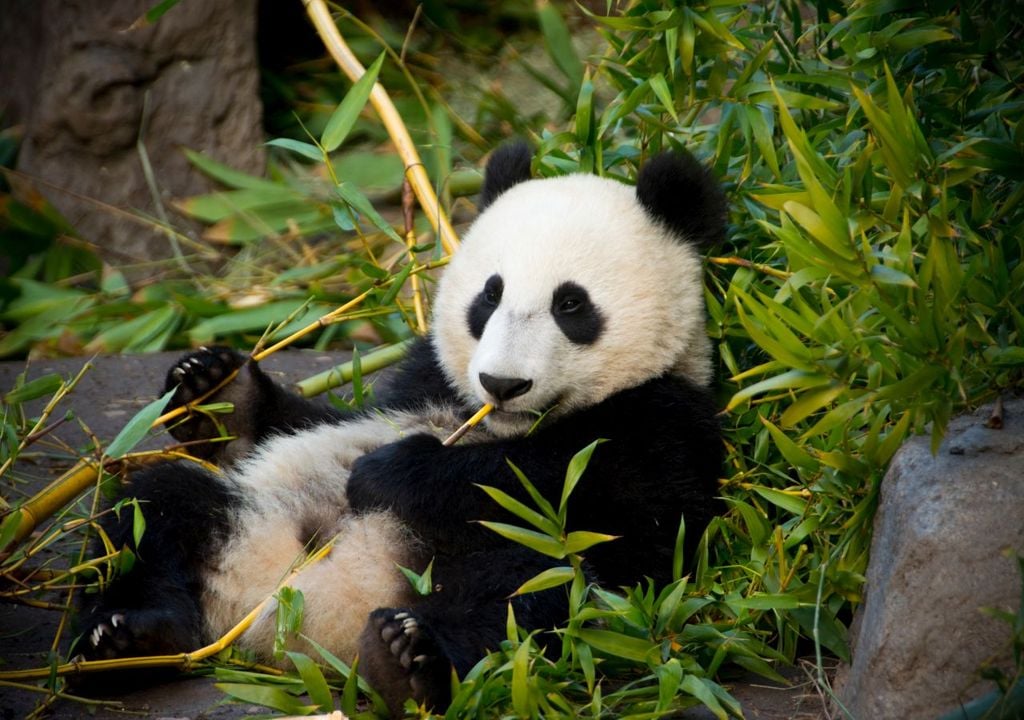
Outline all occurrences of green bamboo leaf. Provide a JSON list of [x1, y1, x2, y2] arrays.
[[575, 69, 595, 145], [143, 0, 181, 24], [780, 384, 844, 428], [649, 73, 679, 122], [513, 566, 574, 595], [335, 182, 402, 243], [680, 675, 728, 720], [4, 373, 62, 404], [131, 500, 146, 549], [727, 369, 830, 411], [184, 149, 280, 191], [476, 484, 561, 537], [870, 265, 918, 287], [322, 53, 385, 152], [572, 628, 658, 663], [215, 683, 313, 715], [792, 607, 850, 662], [477, 521, 566, 558], [506, 460, 559, 524], [563, 530, 619, 554], [654, 580, 689, 636], [286, 652, 334, 712], [266, 138, 324, 162], [511, 636, 532, 717], [536, 0, 584, 88], [560, 439, 604, 517], [0, 510, 23, 553], [761, 417, 818, 473], [655, 659, 683, 711], [378, 262, 415, 307], [783, 201, 855, 261], [724, 498, 770, 547], [105, 387, 175, 458], [751, 484, 810, 516], [730, 593, 801, 610]]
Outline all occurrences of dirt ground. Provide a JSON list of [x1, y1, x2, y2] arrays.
[[0, 351, 829, 719]]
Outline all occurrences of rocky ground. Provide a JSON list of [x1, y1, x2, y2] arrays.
[[0, 351, 828, 719]]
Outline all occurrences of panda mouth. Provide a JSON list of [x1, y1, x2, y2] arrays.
[[488, 397, 562, 427]]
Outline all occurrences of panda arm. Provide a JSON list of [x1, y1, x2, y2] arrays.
[[164, 346, 344, 462], [347, 377, 723, 564]]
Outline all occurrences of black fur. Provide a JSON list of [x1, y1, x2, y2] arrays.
[[466, 274, 503, 339], [478, 142, 532, 210], [635, 150, 727, 248], [551, 281, 604, 345]]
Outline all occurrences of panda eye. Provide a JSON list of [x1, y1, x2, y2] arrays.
[[557, 295, 583, 314], [482, 275, 503, 307], [552, 283, 591, 317]]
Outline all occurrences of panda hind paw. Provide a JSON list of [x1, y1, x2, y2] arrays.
[[77, 607, 196, 661], [359, 608, 451, 716]]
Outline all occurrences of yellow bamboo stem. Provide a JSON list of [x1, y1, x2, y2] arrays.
[[10, 460, 101, 545], [302, 0, 459, 254], [252, 290, 373, 361], [442, 404, 494, 447]]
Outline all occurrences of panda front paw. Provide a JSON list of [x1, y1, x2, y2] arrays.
[[162, 346, 251, 451], [347, 434, 444, 512], [358, 608, 451, 717], [165, 346, 247, 410]]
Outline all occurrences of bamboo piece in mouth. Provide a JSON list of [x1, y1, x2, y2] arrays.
[[442, 404, 494, 446]]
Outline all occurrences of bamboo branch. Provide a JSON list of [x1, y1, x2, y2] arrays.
[[443, 404, 494, 446], [303, 0, 459, 255]]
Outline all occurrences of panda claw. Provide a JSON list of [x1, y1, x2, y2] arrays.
[[393, 611, 410, 620], [111, 613, 124, 629]]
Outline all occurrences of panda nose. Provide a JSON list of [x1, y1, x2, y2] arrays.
[[479, 373, 533, 402]]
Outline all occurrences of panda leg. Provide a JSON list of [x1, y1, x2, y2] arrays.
[[77, 461, 237, 662], [358, 548, 569, 716]]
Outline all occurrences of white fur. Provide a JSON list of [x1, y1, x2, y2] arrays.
[[203, 404, 484, 664], [433, 173, 710, 437]]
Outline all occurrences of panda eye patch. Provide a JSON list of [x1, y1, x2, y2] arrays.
[[552, 281, 604, 345], [467, 274, 503, 339], [483, 275, 503, 306]]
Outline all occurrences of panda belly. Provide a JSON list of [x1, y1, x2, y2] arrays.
[[199, 404, 467, 664]]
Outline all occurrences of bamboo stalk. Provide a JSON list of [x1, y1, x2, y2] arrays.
[[443, 404, 494, 446], [403, 178, 429, 333], [303, 0, 459, 254], [10, 460, 101, 545], [295, 339, 414, 397]]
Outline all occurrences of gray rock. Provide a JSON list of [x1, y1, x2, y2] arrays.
[[2, 0, 264, 277], [837, 398, 1024, 719]]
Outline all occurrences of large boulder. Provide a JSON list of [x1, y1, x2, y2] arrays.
[[2, 0, 264, 276], [838, 398, 1024, 718]]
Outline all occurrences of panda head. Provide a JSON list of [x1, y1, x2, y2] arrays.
[[432, 143, 727, 438]]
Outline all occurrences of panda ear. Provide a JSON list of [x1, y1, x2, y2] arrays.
[[636, 151, 727, 248], [479, 141, 532, 210]]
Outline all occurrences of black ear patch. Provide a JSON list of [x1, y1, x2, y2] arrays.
[[635, 151, 727, 248], [479, 141, 532, 210]]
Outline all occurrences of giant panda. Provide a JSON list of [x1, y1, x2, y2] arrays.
[[78, 142, 727, 716]]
